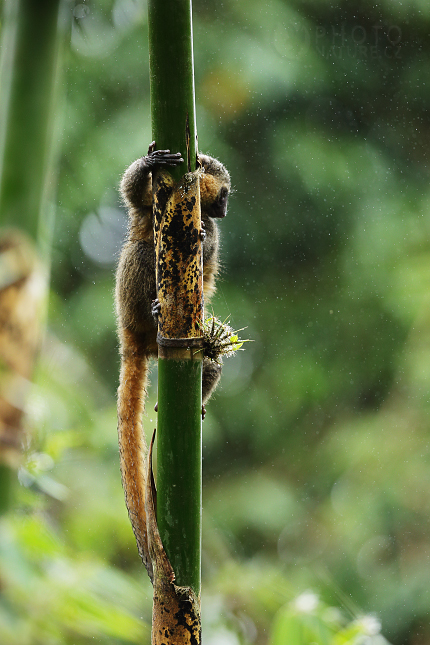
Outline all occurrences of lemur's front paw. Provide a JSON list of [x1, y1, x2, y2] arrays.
[[200, 220, 206, 241], [151, 298, 161, 320], [145, 143, 183, 168]]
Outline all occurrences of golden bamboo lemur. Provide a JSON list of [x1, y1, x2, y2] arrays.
[[115, 142, 230, 571]]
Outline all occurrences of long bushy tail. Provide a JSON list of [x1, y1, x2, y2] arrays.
[[117, 328, 152, 576]]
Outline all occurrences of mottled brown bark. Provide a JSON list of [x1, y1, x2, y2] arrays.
[[153, 168, 203, 343]]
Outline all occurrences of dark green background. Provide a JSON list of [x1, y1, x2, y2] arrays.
[[3, 0, 430, 643]]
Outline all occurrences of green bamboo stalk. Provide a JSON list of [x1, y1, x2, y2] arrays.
[[0, 0, 62, 246], [148, 0, 202, 594], [0, 0, 62, 511], [148, 0, 197, 177], [157, 357, 202, 592]]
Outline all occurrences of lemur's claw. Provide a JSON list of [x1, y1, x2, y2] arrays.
[[146, 147, 183, 168], [151, 298, 161, 320], [200, 220, 206, 241]]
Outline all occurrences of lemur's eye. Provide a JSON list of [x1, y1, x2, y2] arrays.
[[218, 187, 228, 202]]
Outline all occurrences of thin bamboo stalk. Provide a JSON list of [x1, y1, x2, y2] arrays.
[[148, 0, 202, 596]]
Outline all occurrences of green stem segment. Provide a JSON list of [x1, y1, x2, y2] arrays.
[[157, 357, 202, 593], [148, 0, 202, 594], [148, 0, 197, 177], [0, 465, 12, 515], [0, 0, 61, 244]]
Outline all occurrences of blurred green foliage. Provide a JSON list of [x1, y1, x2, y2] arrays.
[[2, 0, 430, 642]]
